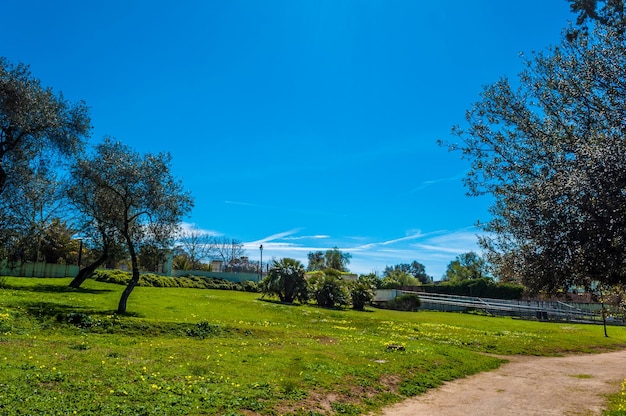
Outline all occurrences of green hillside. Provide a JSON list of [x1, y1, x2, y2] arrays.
[[1, 277, 625, 415]]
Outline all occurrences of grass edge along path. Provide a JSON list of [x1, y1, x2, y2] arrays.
[[1, 277, 626, 415]]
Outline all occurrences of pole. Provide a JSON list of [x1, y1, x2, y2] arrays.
[[259, 244, 263, 282]]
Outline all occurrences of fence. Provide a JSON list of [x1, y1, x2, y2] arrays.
[[0, 261, 79, 278], [0, 261, 261, 284], [375, 289, 619, 325]]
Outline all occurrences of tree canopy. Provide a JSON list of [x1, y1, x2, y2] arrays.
[[383, 261, 432, 284], [445, 14, 626, 294], [442, 252, 490, 283], [306, 247, 351, 272], [0, 57, 90, 196]]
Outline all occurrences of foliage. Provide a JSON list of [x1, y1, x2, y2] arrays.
[[69, 138, 193, 312], [1, 277, 626, 415], [0, 56, 90, 196], [92, 269, 260, 292], [443, 18, 626, 294], [306, 247, 352, 272], [309, 269, 350, 308], [442, 252, 491, 282], [260, 258, 308, 303], [422, 279, 525, 300], [380, 270, 422, 289], [350, 275, 376, 311], [383, 261, 432, 284], [387, 293, 422, 312]]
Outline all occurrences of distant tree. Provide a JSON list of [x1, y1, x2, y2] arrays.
[[324, 247, 351, 272], [0, 57, 90, 196], [306, 251, 325, 271], [212, 237, 245, 271], [306, 247, 351, 272], [176, 228, 215, 270], [39, 218, 78, 264], [69, 138, 193, 313], [443, 252, 490, 282], [260, 258, 308, 304], [384, 261, 432, 284], [442, 16, 626, 298], [380, 270, 421, 289]]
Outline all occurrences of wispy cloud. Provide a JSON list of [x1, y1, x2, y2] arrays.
[[283, 235, 330, 241], [241, 226, 485, 279], [410, 171, 466, 193]]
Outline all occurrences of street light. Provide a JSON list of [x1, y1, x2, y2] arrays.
[[259, 244, 263, 282]]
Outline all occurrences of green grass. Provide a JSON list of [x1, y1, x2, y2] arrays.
[[1, 277, 626, 415]]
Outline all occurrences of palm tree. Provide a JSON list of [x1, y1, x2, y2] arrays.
[[261, 258, 308, 304]]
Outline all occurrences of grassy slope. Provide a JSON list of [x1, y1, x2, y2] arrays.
[[1, 277, 625, 415]]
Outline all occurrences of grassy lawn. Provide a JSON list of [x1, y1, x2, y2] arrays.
[[1, 277, 626, 415]]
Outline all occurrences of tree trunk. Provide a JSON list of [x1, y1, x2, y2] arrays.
[[69, 252, 107, 288], [0, 166, 6, 196], [117, 241, 139, 314]]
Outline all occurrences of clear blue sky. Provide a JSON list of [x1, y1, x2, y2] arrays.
[[2, 0, 575, 278]]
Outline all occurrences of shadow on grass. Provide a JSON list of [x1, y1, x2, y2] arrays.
[[2, 283, 113, 294]]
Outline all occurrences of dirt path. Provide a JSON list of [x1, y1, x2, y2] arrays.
[[380, 350, 626, 416]]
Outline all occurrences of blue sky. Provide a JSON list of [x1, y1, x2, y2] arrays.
[[2, 1, 575, 278]]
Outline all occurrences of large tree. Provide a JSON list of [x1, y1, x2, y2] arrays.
[[0, 57, 90, 196], [444, 18, 626, 294], [70, 138, 193, 312], [442, 252, 490, 283], [306, 247, 352, 272], [383, 261, 432, 284]]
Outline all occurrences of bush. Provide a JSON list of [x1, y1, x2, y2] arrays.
[[387, 293, 421, 312], [310, 270, 349, 308], [350, 276, 376, 311], [91, 270, 261, 293]]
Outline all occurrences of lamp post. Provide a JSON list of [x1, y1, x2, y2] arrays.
[[259, 244, 263, 282], [77, 239, 83, 269]]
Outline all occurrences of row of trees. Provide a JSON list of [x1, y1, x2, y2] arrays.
[[0, 57, 193, 313]]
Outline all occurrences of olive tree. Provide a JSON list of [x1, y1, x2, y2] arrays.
[[0, 57, 90, 195], [444, 19, 626, 297], [69, 138, 193, 312]]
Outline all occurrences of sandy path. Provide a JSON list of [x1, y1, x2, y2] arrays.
[[380, 350, 626, 416]]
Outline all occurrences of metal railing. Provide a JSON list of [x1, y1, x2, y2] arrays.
[[399, 290, 618, 324]]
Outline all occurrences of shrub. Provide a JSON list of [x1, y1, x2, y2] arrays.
[[91, 270, 261, 293], [350, 276, 376, 311], [388, 293, 421, 312], [261, 258, 308, 304], [310, 270, 349, 308], [186, 321, 220, 339]]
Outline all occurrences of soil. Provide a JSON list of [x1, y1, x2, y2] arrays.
[[379, 349, 626, 416]]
